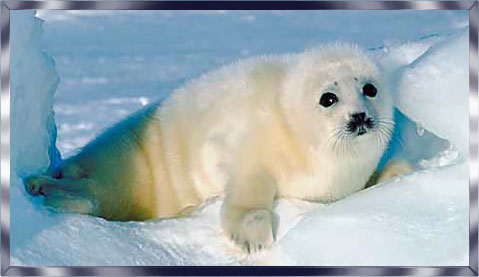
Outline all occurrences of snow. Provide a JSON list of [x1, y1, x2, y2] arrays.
[[9, 10, 61, 250], [274, 162, 468, 266], [10, 10, 469, 266], [10, 11, 59, 177], [395, 29, 469, 156]]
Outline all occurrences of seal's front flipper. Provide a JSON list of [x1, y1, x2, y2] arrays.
[[365, 159, 413, 188], [222, 168, 278, 253], [377, 159, 413, 183]]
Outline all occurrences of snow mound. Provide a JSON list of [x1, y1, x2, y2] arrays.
[[372, 35, 443, 76], [10, 13, 469, 266], [394, 28, 469, 156], [272, 162, 468, 266]]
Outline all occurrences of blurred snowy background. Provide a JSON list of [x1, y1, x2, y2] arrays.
[[9, 9, 470, 266], [36, 10, 468, 156]]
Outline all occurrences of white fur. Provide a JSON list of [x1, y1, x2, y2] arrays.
[[26, 43, 394, 251], [157, 44, 393, 203]]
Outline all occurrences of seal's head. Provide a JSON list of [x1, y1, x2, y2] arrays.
[[281, 43, 394, 156]]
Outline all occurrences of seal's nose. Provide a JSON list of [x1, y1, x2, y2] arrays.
[[351, 112, 366, 124], [347, 112, 369, 136]]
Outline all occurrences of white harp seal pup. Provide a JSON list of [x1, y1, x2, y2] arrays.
[[25, 43, 401, 253]]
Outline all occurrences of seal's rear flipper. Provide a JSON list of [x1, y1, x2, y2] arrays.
[[24, 175, 90, 195], [44, 192, 95, 214], [23, 174, 95, 215]]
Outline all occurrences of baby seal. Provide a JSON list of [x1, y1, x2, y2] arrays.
[[25, 43, 397, 252]]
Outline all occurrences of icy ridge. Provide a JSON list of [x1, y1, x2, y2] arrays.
[[10, 11, 61, 249]]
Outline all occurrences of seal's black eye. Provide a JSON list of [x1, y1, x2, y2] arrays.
[[319, 92, 338, 108], [362, 83, 377, 98]]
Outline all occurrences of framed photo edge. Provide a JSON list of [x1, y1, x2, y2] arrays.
[[1, 1, 477, 276]]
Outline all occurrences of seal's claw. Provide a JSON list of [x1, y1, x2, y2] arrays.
[[230, 209, 274, 254], [24, 176, 44, 196]]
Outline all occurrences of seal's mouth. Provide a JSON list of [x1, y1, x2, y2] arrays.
[[327, 115, 393, 155]]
